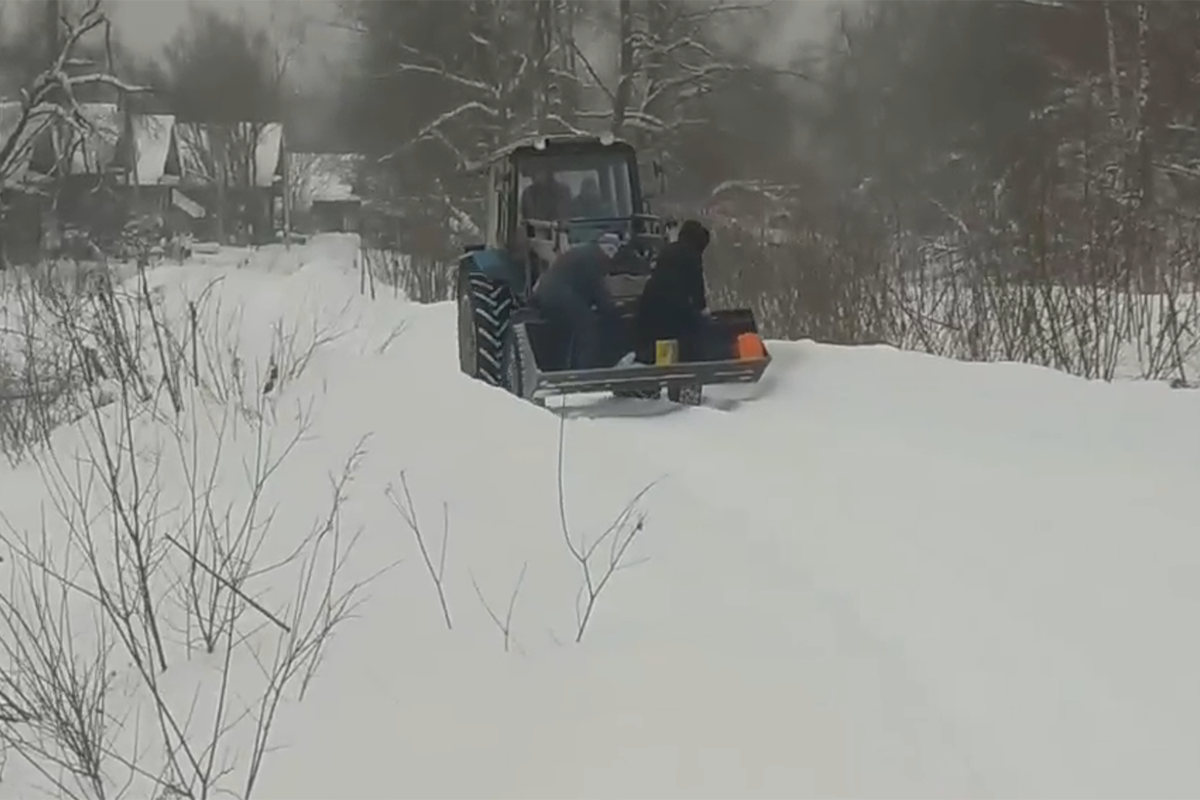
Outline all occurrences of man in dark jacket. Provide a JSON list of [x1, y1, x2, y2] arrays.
[[634, 220, 719, 362], [520, 162, 572, 221], [532, 233, 623, 369]]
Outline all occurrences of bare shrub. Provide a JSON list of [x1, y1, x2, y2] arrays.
[[0, 271, 82, 462], [168, 396, 312, 657], [0, 530, 115, 800], [0, 237, 359, 471], [554, 412, 654, 644], [361, 246, 455, 304], [705, 189, 899, 347], [359, 248, 406, 300], [0, 374, 380, 799], [265, 302, 353, 396], [386, 473, 453, 630], [705, 178, 1200, 385], [0, 257, 134, 464], [469, 563, 528, 655], [0, 239, 387, 796], [376, 413, 652, 651], [143, 274, 338, 414]]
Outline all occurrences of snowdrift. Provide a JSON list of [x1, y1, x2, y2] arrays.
[[2, 235, 1199, 798]]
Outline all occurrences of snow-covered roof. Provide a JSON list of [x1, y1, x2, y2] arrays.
[[130, 113, 175, 184], [468, 133, 632, 173], [254, 122, 284, 188]]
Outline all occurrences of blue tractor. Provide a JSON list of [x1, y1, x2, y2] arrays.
[[456, 135, 770, 406]]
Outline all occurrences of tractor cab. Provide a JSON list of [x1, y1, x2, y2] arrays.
[[515, 144, 636, 222], [482, 136, 670, 303]]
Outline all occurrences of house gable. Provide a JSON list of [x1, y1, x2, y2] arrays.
[[129, 113, 177, 185]]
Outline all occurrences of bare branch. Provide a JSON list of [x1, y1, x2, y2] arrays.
[[469, 563, 528, 654], [385, 474, 453, 630]]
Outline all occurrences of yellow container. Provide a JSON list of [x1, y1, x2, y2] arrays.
[[655, 338, 679, 365]]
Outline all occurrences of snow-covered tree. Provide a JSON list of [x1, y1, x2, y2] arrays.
[[0, 0, 137, 190]]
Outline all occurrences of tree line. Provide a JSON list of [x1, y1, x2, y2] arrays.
[[8, 0, 1200, 270], [5, 0, 1200, 380], [342, 0, 1200, 267]]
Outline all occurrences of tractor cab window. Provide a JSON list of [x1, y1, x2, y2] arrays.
[[517, 152, 635, 222]]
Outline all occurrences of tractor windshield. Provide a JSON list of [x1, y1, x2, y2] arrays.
[[517, 151, 636, 222]]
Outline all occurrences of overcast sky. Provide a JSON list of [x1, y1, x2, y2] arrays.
[[108, 0, 321, 52], [100, 0, 854, 57]]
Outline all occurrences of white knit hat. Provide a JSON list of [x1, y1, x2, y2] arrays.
[[597, 232, 621, 257]]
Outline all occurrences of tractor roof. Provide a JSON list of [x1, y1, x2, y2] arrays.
[[464, 135, 637, 174], [493, 134, 637, 163]]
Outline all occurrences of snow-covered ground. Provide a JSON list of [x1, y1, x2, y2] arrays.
[[2, 235, 1200, 798]]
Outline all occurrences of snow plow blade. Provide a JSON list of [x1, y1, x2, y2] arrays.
[[533, 357, 769, 399], [509, 308, 771, 401]]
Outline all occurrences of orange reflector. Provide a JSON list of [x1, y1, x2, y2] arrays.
[[736, 332, 766, 360]]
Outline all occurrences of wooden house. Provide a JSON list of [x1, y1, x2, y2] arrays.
[[2, 98, 291, 257]]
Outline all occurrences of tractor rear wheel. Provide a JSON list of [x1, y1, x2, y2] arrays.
[[501, 323, 526, 397], [502, 324, 549, 406], [457, 269, 512, 387]]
